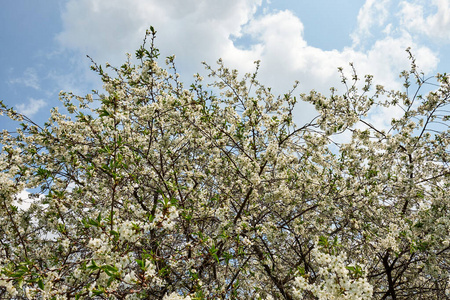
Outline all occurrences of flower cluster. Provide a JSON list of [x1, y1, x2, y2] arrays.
[[293, 244, 373, 300]]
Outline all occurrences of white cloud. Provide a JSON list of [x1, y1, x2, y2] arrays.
[[55, 0, 440, 127], [16, 98, 47, 117], [351, 0, 392, 47], [57, 0, 262, 70], [9, 68, 40, 90], [357, 34, 438, 87], [238, 9, 437, 91], [399, 0, 450, 43]]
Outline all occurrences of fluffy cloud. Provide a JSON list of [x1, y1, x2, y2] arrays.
[[16, 98, 47, 117], [399, 0, 450, 42], [57, 0, 262, 72], [238, 9, 437, 91], [351, 0, 392, 47], [55, 0, 440, 126]]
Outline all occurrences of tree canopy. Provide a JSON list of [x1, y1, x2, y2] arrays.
[[0, 28, 449, 300]]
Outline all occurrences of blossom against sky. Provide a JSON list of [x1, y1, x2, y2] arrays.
[[1, 0, 449, 127]]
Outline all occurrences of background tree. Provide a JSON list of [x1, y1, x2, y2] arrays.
[[0, 28, 448, 299]]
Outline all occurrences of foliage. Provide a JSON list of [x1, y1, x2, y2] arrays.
[[0, 28, 449, 299]]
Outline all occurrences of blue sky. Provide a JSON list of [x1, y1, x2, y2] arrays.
[[1, 0, 450, 129]]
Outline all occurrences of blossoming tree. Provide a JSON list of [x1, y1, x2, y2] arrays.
[[0, 28, 449, 299]]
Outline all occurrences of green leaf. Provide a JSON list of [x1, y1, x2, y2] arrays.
[[57, 224, 67, 234], [92, 288, 104, 296], [87, 260, 99, 270], [136, 259, 144, 269], [346, 266, 355, 272], [38, 278, 44, 290], [101, 264, 118, 274], [297, 266, 305, 276], [318, 236, 329, 247], [98, 108, 110, 117]]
